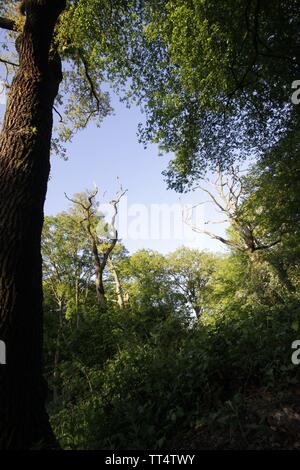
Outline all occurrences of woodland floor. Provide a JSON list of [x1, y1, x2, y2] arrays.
[[170, 385, 300, 450]]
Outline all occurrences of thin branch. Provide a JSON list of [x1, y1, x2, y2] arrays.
[[53, 106, 64, 123], [254, 239, 281, 251], [191, 224, 242, 251], [200, 187, 228, 215], [65, 192, 91, 212], [0, 56, 19, 67], [80, 54, 101, 112]]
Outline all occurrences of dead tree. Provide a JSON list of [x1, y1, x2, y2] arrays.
[[184, 166, 281, 257], [65, 185, 127, 309], [183, 167, 296, 293]]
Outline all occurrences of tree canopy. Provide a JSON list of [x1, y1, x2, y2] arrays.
[[2, 0, 298, 176]]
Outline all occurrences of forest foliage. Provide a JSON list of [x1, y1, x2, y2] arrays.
[[43, 151, 300, 449], [37, 0, 300, 450], [0, 0, 299, 450]]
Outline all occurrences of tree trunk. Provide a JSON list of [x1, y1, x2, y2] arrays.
[[249, 250, 295, 294], [110, 261, 125, 309], [53, 299, 63, 406], [95, 268, 107, 309], [267, 258, 295, 293], [0, 0, 66, 450], [91, 237, 107, 309], [194, 305, 202, 319], [75, 274, 81, 328]]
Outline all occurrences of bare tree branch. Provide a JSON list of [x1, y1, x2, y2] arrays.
[[53, 106, 64, 123], [185, 166, 282, 256], [0, 56, 19, 68]]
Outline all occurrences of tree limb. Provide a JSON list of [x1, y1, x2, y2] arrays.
[[0, 57, 19, 67]]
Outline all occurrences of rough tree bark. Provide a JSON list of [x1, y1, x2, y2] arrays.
[[0, 0, 66, 450]]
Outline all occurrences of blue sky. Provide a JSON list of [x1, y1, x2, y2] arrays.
[[0, 67, 226, 255], [0, 25, 228, 255], [45, 92, 227, 254]]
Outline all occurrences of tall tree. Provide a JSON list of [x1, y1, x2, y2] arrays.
[[0, 0, 133, 448], [0, 0, 67, 449], [42, 213, 95, 326], [65, 186, 127, 309], [166, 248, 216, 318]]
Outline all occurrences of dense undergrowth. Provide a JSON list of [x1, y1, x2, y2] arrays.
[[47, 299, 300, 449]]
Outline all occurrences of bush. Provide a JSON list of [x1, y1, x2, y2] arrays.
[[50, 302, 300, 449]]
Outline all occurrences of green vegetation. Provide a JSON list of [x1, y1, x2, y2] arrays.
[[44, 151, 300, 449], [0, 0, 299, 450], [41, 2, 300, 447]]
